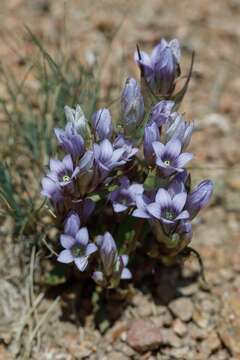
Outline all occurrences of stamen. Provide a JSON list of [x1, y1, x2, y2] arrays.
[[71, 244, 84, 257], [62, 175, 71, 182], [164, 160, 171, 166]]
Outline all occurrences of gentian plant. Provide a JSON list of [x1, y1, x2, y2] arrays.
[[41, 38, 213, 288]]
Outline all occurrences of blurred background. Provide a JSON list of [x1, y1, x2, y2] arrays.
[[0, 0, 240, 359]]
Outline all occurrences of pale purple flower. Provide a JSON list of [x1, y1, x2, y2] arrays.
[[185, 180, 213, 219], [149, 100, 175, 127], [113, 135, 138, 162], [41, 155, 79, 201], [147, 188, 189, 224], [153, 138, 193, 176], [121, 77, 144, 134], [134, 187, 189, 224], [135, 38, 181, 95], [144, 122, 160, 166], [41, 176, 63, 203], [93, 139, 126, 176], [92, 232, 131, 287], [164, 112, 194, 150], [92, 108, 113, 140], [109, 177, 144, 213], [54, 122, 85, 159], [64, 104, 88, 136], [47, 155, 79, 188], [57, 212, 97, 271]]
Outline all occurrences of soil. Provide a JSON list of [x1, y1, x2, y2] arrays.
[[0, 1, 240, 359]]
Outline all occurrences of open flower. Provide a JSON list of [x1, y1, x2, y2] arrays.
[[93, 139, 126, 176], [41, 154, 79, 201], [133, 188, 189, 225], [153, 138, 193, 176], [47, 155, 79, 188], [147, 188, 189, 225], [57, 212, 97, 271], [109, 177, 144, 213], [135, 38, 181, 95], [113, 135, 138, 162]]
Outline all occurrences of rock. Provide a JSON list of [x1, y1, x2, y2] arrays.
[[188, 323, 208, 340], [169, 297, 193, 322], [161, 328, 182, 348], [198, 331, 221, 357], [218, 321, 240, 357], [132, 292, 154, 317], [106, 351, 129, 360], [127, 319, 162, 353], [0, 345, 13, 360], [152, 309, 173, 328], [200, 113, 231, 134], [115, 343, 136, 357], [172, 318, 188, 337], [209, 349, 231, 360], [160, 346, 190, 359], [179, 283, 198, 296], [192, 306, 211, 329], [105, 321, 127, 343], [217, 289, 240, 357]]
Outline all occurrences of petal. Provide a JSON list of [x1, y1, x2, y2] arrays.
[[111, 148, 126, 163], [165, 138, 182, 158], [74, 257, 88, 272], [175, 210, 189, 220], [152, 141, 165, 158], [62, 154, 73, 173], [49, 159, 65, 174], [60, 234, 75, 249], [100, 139, 113, 162], [134, 50, 151, 66], [121, 268, 132, 279], [113, 203, 128, 213], [57, 249, 73, 263], [176, 152, 194, 168], [64, 213, 80, 236], [173, 192, 187, 213], [79, 151, 94, 171], [41, 177, 58, 197], [92, 271, 104, 284], [147, 202, 161, 219], [155, 188, 172, 207], [121, 255, 129, 266], [169, 39, 181, 61], [76, 227, 89, 246], [132, 208, 150, 219], [85, 243, 98, 256]]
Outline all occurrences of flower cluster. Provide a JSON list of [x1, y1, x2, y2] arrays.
[[41, 38, 213, 288]]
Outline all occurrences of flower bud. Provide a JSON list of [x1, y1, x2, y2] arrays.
[[186, 180, 214, 219], [121, 77, 144, 135], [144, 122, 160, 166], [64, 104, 88, 137], [92, 108, 113, 140]]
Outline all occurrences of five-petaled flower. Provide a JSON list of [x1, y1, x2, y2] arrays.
[[57, 212, 97, 271], [153, 138, 193, 176]]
